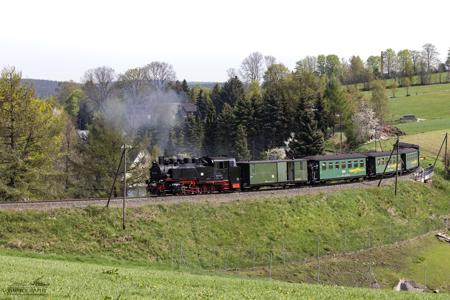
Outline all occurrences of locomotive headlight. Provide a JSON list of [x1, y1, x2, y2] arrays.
[[200, 172, 204, 176]]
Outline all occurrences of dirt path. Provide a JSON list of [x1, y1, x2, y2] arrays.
[[0, 176, 412, 211]]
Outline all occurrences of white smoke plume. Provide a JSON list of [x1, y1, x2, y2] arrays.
[[101, 87, 187, 150]]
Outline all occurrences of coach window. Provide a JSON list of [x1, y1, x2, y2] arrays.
[[360, 160, 364, 167], [328, 162, 333, 169], [321, 162, 326, 171], [335, 162, 339, 169], [341, 161, 346, 169]]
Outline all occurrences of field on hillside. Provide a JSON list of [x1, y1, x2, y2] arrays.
[[381, 83, 450, 134], [235, 232, 450, 293], [0, 253, 447, 299]]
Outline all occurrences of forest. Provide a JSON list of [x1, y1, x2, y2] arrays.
[[0, 43, 449, 201]]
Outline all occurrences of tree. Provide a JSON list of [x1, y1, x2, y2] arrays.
[[295, 56, 317, 75], [370, 80, 389, 125], [261, 86, 288, 148], [118, 67, 147, 100], [0, 68, 65, 200], [240, 52, 265, 83], [220, 76, 244, 108], [82, 66, 116, 109], [410, 50, 421, 75], [144, 61, 176, 89], [397, 49, 413, 79], [210, 83, 222, 112], [57, 81, 84, 119], [215, 103, 235, 156], [325, 54, 342, 77], [446, 48, 450, 82], [383, 49, 397, 77], [77, 116, 125, 197], [348, 101, 380, 147], [323, 76, 348, 132], [404, 77, 412, 96], [202, 98, 217, 156], [263, 63, 290, 85], [183, 114, 203, 156], [391, 80, 398, 98], [232, 125, 250, 160], [421, 43, 439, 73], [287, 98, 324, 157], [264, 55, 277, 68], [366, 55, 381, 78], [349, 56, 365, 84], [317, 55, 327, 76]]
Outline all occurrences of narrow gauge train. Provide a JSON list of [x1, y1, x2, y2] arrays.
[[146, 143, 419, 195]]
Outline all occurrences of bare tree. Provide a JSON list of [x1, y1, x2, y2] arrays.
[[118, 67, 147, 100], [82, 66, 116, 109], [410, 50, 421, 75], [421, 43, 439, 73], [295, 56, 317, 74], [143, 61, 176, 89], [240, 52, 265, 83], [227, 68, 238, 79], [264, 55, 277, 68]]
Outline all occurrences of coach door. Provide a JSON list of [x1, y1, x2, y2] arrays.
[[287, 161, 295, 181]]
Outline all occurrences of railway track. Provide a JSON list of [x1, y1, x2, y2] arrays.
[[0, 175, 412, 211]]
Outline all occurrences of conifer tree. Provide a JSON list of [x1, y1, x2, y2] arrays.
[[261, 87, 287, 149], [215, 103, 235, 156], [288, 98, 324, 157], [323, 76, 348, 132], [183, 114, 203, 156], [220, 76, 244, 108], [232, 125, 250, 160], [202, 98, 217, 156]]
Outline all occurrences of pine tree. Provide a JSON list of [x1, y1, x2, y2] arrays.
[[183, 114, 203, 156], [220, 76, 244, 108], [202, 98, 217, 156], [323, 76, 348, 131], [211, 83, 222, 113], [232, 125, 250, 160], [261, 87, 287, 149], [314, 96, 330, 136], [215, 103, 235, 156], [181, 79, 190, 94], [288, 98, 324, 157]]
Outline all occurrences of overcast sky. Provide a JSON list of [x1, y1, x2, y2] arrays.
[[0, 0, 448, 82]]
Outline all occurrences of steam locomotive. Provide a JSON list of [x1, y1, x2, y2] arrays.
[[147, 143, 420, 196]]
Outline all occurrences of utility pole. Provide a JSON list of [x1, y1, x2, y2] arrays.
[[445, 132, 448, 173], [106, 149, 125, 208], [394, 135, 399, 196], [122, 144, 131, 230]]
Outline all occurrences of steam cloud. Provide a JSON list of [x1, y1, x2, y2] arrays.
[[101, 87, 187, 151]]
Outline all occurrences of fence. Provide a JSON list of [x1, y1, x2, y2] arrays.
[[149, 217, 448, 287]]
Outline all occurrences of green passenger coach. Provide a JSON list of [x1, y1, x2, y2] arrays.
[[238, 159, 308, 188], [304, 153, 367, 183]]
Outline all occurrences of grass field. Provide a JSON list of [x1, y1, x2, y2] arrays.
[[358, 129, 449, 159], [0, 253, 447, 299], [0, 173, 449, 271], [383, 83, 450, 134], [235, 233, 450, 293]]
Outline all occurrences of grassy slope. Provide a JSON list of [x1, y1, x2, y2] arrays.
[[0, 253, 447, 300], [0, 175, 449, 270], [235, 233, 450, 292], [374, 83, 450, 134]]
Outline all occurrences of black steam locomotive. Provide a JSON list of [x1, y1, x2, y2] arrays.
[[147, 156, 241, 195]]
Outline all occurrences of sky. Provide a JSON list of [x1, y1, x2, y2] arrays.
[[0, 0, 448, 82]]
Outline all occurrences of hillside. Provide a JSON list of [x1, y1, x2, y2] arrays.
[[21, 78, 61, 98], [0, 253, 446, 299]]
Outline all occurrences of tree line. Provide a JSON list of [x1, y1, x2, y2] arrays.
[[0, 43, 448, 201]]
